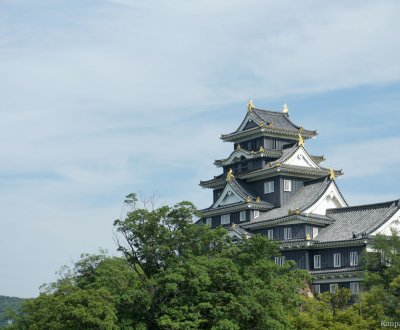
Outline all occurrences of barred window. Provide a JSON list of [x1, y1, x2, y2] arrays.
[[333, 253, 341, 267], [314, 255, 321, 269], [221, 214, 230, 225], [350, 282, 360, 295], [240, 211, 246, 222], [267, 229, 274, 240], [264, 181, 274, 193], [330, 283, 338, 293], [206, 218, 212, 226], [284, 227, 292, 240], [350, 251, 358, 266], [275, 256, 285, 266], [284, 180, 292, 192], [312, 284, 320, 294]]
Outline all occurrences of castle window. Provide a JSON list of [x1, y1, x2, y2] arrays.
[[312, 227, 319, 239], [350, 251, 358, 266], [221, 214, 230, 225], [333, 253, 341, 267], [275, 256, 285, 266], [350, 282, 360, 294], [206, 218, 212, 226], [268, 229, 274, 240], [284, 227, 292, 240], [314, 255, 321, 269], [312, 284, 320, 294], [284, 180, 292, 192], [264, 181, 274, 194], [240, 211, 246, 222], [330, 283, 338, 293], [253, 210, 260, 219]]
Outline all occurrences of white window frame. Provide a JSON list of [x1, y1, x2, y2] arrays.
[[312, 284, 320, 294], [284, 227, 292, 240], [205, 218, 212, 226], [283, 179, 292, 192], [333, 253, 341, 267], [350, 251, 358, 266], [240, 211, 246, 222], [275, 256, 285, 266], [312, 227, 319, 239], [221, 214, 230, 225], [314, 255, 321, 269], [350, 282, 360, 295], [267, 229, 274, 240], [330, 283, 338, 293], [264, 181, 274, 194], [253, 210, 260, 219]]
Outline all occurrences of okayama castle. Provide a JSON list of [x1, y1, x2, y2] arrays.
[[197, 101, 400, 295]]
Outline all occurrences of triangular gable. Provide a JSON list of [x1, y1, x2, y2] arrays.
[[371, 209, 400, 236], [303, 181, 347, 216], [284, 147, 320, 168], [211, 182, 245, 208], [236, 112, 261, 132]]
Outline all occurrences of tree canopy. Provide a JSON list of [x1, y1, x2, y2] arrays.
[[7, 194, 400, 329]]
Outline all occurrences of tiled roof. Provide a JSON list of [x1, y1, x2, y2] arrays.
[[315, 200, 400, 243], [248, 177, 332, 224], [309, 266, 362, 275], [252, 108, 302, 132]]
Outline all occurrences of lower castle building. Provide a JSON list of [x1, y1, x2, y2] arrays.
[[197, 101, 400, 295]]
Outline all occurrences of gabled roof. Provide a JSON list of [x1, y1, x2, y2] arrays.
[[242, 177, 347, 228], [315, 200, 400, 243], [221, 108, 317, 142], [205, 177, 274, 211]]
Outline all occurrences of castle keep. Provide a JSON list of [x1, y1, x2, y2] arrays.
[[198, 101, 400, 294]]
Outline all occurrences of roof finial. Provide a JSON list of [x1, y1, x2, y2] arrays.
[[247, 99, 254, 112], [298, 130, 304, 147], [329, 168, 336, 181], [283, 103, 289, 114], [226, 168, 234, 181], [256, 197, 261, 203]]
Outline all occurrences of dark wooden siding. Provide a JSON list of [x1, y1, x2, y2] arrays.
[[282, 250, 308, 269], [254, 224, 307, 241], [310, 246, 364, 270], [213, 189, 223, 203], [280, 176, 306, 206]]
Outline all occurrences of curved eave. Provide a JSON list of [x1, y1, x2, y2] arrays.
[[214, 149, 282, 167], [242, 214, 334, 229], [240, 165, 343, 181], [313, 238, 368, 248], [199, 178, 225, 189], [200, 202, 273, 217], [311, 155, 325, 164], [221, 126, 317, 143]]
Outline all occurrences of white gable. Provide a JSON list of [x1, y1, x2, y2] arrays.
[[284, 147, 319, 168], [212, 183, 244, 208], [304, 181, 347, 216], [371, 209, 400, 236], [237, 113, 259, 132]]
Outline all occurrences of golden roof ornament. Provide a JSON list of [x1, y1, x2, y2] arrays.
[[268, 122, 274, 127], [306, 233, 311, 241], [246, 196, 252, 203], [298, 130, 304, 147], [232, 223, 236, 229], [256, 197, 261, 203], [282, 103, 289, 114], [247, 99, 254, 112], [329, 168, 336, 181], [259, 121, 265, 127], [259, 146, 266, 153], [236, 144, 241, 150], [226, 168, 234, 181]]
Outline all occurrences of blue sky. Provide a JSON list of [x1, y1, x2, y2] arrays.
[[0, 0, 399, 297]]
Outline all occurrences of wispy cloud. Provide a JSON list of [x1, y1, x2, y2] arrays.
[[0, 0, 399, 297]]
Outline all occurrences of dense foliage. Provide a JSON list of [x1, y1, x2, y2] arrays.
[[0, 296, 25, 327], [6, 195, 400, 329]]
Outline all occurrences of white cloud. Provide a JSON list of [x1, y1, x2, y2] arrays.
[[0, 0, 400, 297]]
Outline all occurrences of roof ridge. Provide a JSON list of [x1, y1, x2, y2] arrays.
[[326, 199, 400, 214]]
